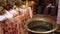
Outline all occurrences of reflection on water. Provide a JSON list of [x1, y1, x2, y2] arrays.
[[28, 21, 53, 32]]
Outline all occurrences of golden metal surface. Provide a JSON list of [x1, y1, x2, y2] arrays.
[[25, 18, 58, 34]]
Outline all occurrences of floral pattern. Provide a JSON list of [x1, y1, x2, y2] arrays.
[[1, 8, 32, 34]]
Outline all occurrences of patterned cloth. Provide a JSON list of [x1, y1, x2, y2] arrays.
[[1, 7, 32, 34]]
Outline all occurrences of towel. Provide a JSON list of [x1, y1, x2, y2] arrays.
[[0, 15, 7, 21]]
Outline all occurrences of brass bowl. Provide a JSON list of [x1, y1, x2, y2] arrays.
[[25, 18, 58, 34]]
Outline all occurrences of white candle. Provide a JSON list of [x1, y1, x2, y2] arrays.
[[28, 7, 32, 18]]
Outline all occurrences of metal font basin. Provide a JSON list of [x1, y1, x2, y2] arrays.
[[25, 18, 58, 34]]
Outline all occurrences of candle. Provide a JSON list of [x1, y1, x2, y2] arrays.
[[26, 0, 29, 7]]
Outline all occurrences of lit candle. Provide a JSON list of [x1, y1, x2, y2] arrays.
[[26, 0, 29, 7]]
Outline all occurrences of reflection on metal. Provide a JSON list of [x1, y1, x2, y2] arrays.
[[25, 18, 58, 34], [56, 25, 60, 32]]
